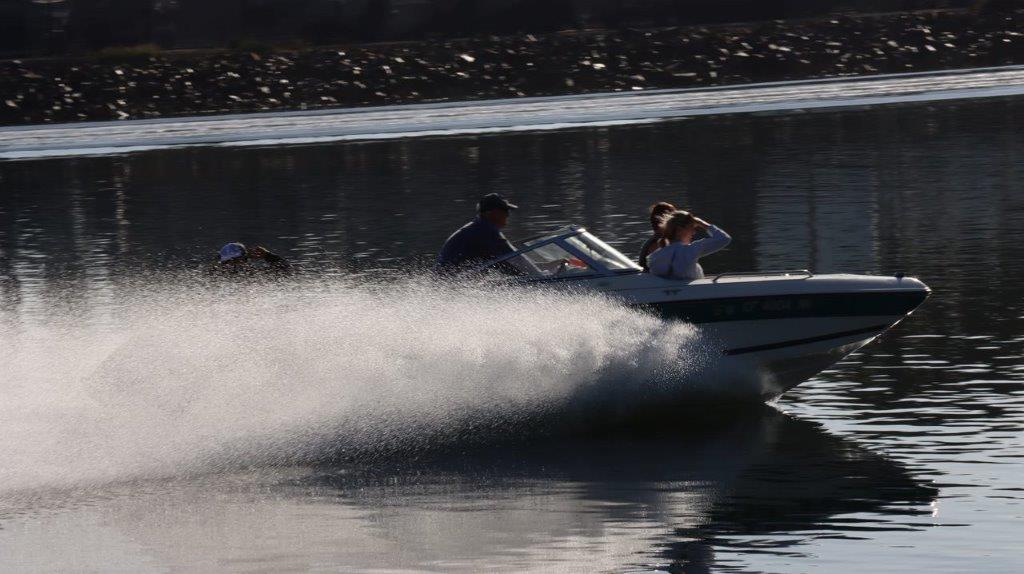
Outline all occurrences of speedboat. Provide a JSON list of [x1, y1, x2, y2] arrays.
[[470, 225, 930, 401]]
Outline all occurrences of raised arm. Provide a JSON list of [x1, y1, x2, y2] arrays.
[[689, 224, 731, 257]]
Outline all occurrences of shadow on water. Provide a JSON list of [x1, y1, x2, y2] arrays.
[[296, 406, 937, 572]]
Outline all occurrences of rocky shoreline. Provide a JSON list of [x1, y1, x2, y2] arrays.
[[2, 8, 1023, 127]]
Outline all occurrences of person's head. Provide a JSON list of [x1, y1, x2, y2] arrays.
[[649, 202, 676, 233], [218, 242, 247, 265], [477, 193, 517, 228], [662, 210, 700, 244]]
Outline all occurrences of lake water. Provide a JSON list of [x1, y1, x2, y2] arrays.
[[1, 94, 1023, 573]]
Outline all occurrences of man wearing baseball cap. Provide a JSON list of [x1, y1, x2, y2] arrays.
[[436, 193, 519, 273]]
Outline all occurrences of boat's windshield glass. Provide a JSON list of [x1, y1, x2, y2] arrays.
[[479, 227, 639, 277], [565, 233, 640, 271], [521, 228, 573, 248], [506, 242, 596, 278]]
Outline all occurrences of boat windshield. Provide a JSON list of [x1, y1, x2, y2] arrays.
[[482, 227, 640, 278], [521, 227, 575, 248], [506, 242, 597, 278], [563, 232, 637, 271]]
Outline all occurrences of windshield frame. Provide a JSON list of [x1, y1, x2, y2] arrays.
[[466, 226, 642, 279]]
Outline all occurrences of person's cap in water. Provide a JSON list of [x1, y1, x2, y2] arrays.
[[219, 242, 247, 263], [477, 193, 518, 213]]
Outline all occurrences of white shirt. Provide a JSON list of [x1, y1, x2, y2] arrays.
[[647, 225, 732, 280]]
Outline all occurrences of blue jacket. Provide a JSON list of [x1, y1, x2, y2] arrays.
[[436, 216, 516, 272]]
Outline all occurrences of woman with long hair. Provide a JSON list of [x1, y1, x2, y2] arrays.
[[646, 210, 731, 280], [638, 201, 677, 271]]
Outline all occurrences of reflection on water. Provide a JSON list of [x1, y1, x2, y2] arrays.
[[0, 408, 936, 573], [1, 96, 1024, 572], [306, 408, 936, 572], [2, 99, 1023, 289]]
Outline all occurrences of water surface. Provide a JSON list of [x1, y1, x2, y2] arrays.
[[1, 96, 1023, 573]]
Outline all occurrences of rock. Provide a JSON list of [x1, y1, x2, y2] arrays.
[[2, 7, 1023, 126]]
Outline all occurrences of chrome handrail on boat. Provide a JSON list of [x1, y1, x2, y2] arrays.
[[712, 269, 813, 282]]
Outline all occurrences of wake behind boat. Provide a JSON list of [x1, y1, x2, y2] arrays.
[[470, 225, 929, 400]]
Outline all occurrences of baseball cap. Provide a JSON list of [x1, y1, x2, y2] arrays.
[[477, 193, 518, 213], [219, 242, 247, 263]]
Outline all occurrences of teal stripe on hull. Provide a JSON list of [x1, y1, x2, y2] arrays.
[[644, 291, 928, 324]]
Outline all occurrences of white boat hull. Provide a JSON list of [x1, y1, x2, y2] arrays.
[[480, 226, 929, 401], [553, 271, 929, 400]]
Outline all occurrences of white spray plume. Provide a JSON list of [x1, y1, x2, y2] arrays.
[[0, 277, 713, 494]]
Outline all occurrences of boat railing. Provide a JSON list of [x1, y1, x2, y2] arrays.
[[712, 270, 813, 282]]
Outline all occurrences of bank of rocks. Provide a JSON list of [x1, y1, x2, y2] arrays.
[[2, 9, 1022, 126]]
